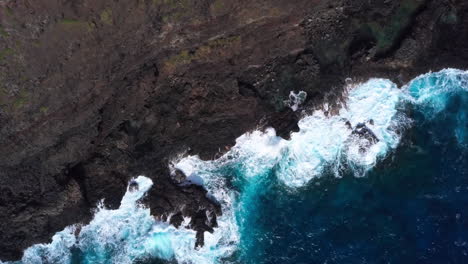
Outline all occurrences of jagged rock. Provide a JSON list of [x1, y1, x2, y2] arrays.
[[0, 0, 467, 260]]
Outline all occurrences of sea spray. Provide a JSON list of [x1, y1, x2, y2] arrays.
[[173, 77, 411, 261], [174, 69, 468, 262], [179, 78, 407, 187], [404, 69, 468, 145], [3, 69, 468, 264], [5, 176, 236, 264]]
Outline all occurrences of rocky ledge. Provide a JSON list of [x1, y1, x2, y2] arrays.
[[0, 0, 467, 261]]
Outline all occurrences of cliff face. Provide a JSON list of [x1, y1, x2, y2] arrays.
[[0, 0, 467, 260]]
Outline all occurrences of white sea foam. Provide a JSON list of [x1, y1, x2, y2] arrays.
[[183, 70, 468, 189], [7, 176, 237, 264], [170, 78, 409, 262], [18, 226, 78, 264], [287, 91, 308, 111], [404, 69, 468, 145], [12, 78, 408, 264], [179, 78, 406, 188], [404, 69, 468, 115], [4, 69, 468, 264], [172, 71, 468, 262]]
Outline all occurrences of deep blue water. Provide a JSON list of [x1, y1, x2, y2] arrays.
[[3, 69, 468, 264], [237, 115, 468, 264]]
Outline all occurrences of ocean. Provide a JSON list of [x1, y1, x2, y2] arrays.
[[4, 69, 467, 264]]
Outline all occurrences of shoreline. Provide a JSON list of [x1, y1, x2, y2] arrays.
[[1, 0, 468, 260]]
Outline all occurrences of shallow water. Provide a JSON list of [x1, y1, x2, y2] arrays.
[[3, 69, 468, 264]]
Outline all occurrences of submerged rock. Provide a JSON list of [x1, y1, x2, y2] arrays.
[[352, 122, 380, 144]]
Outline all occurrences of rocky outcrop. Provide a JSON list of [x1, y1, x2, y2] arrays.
[[0, 0, 467, 260]]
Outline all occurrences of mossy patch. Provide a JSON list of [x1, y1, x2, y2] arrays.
[[162, 12, 184, 23], [163, 36, 241, 72], [164, 50, 193, 72], [60, 19, 81, 25], [0, 48, 14, 61], [195, 36, 241, 59], [19, 75, 28, 82], [0, 25, 8, 37], [153, 0, 194, 23], [210, 0, 226, 16], [59, 19, 94, 32], [39, 106, 49, 113], [12, 90, 28, 109], [440, 10, 458, 25], [100, 9, 113, 25], [367, 0, 423, 56], [3, 7, 13, 16], [153, 0, 189, 8]]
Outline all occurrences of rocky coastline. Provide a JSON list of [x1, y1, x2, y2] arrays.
[[0, 0, 467, 260]]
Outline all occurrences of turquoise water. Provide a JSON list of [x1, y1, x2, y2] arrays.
[[2, 69, 468, 264]]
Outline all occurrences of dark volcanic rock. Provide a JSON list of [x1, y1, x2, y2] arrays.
[[0, 0, 467, 260]]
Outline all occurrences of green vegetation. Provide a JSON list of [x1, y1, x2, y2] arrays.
[[59, 19, 94, 32], [368, 0, 422, 56], [153, 0, 193, 23], [153, 0, 189, 8], [100, 9, 113, 25], [4, 7, 13, 16], [39, 106, 49, 113], [211, 0, 226, 16], [440, 10, 458, 25], [164, 50, 192, 72], [162, 12, 184, 23], [163, 36, 241, 72], [13, 90, 28, 109], [0, 48, 13, 60], [19, 75, 28, 82], [0, 25, 8, 37], [0, 79, 29, 110], [195, 35, 241, 59], [13, 97, 27, 109]]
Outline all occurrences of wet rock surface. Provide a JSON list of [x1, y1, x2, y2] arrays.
[[0, 0, 467, 260]]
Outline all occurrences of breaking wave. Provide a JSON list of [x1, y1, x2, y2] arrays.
[[175, 68, 468, 262], [4, 176, 236, 264], [2, 69, 467, 264]]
